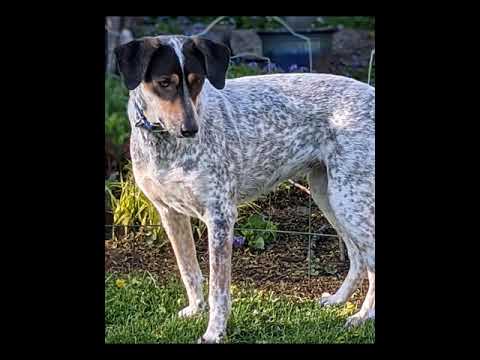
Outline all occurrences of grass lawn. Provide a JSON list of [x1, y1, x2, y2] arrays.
[[105, 271, 375, 344]]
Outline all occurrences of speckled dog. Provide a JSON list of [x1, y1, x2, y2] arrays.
[[114, 35, 375, 344]]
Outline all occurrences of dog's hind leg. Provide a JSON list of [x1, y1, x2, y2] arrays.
[[345, 235, 375, 327], [157, 205, 206, 318], [345, 267, 375, 327], [308, 164, 366, 307], [325, 160, 375, 327]]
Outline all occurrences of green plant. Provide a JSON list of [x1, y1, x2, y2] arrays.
[[154, 20, 182, 35], [278, 180, 293, 193], [227, 64, 264, 79], [232, 16, 283, 30], [105, 163, 165, 242], [105, 74, 129, 120], [237, 214, 278, 250], [322, 16, 375, 31], [173, 16, 283, 30], [105, 74, 130, 173], [106, 112, 130, 150], [236, 201, 262, 223]]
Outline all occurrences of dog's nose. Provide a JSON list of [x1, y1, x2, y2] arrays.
[[180, 126, 198, 138]]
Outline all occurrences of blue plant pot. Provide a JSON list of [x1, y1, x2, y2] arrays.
[[257, 27, 339, 72]]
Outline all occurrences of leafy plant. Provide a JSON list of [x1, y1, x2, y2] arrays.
[[106, 113, 130, 150], [237, 214, 278, 250], [153, 20, 182, 35], [227, 64, 264, 79], [227, 62, 286, 79], [171, 16, 283, 31], [105, 163, 165, 242], [105, 74, 130, 175], [105, 74, 129, 120], [278, 180, 293, 193], [322, 16, 375, 31], [232, 16, 283, 30]]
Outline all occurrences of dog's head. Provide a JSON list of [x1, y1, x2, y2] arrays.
[[114, 35, 230, 138]]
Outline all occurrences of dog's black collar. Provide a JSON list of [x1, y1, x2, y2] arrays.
[[133, 95, 166, 133]]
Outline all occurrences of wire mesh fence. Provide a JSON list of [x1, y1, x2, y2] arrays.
[[105, 179, 345, 280]]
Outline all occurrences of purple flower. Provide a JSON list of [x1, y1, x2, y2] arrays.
[[233, 235, 246, 248], [289, 64, 299, 72], [265, 63, 284, 73]]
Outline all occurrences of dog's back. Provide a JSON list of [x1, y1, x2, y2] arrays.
[[207, 73, 375, 201]]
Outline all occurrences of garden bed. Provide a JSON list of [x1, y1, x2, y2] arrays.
[[105, 183, 369, 308]]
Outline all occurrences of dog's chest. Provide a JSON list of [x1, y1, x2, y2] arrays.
[[132, 161, 206, 219]]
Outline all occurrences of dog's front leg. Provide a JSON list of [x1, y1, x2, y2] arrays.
[[157, 206, 205, 318], [198, 207, 236, 344]]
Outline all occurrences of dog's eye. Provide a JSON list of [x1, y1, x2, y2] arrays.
[[158, 79, 171, 88]]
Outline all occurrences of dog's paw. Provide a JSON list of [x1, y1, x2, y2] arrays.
[[344, 309, 375, 328], [319, 292, 345, 307], [178, 303, 206, 318], [197, 330, 225, 344]]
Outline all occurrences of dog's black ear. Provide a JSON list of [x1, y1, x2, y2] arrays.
[[191, 37, 230, 89], [114, 38, 160, 90]]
